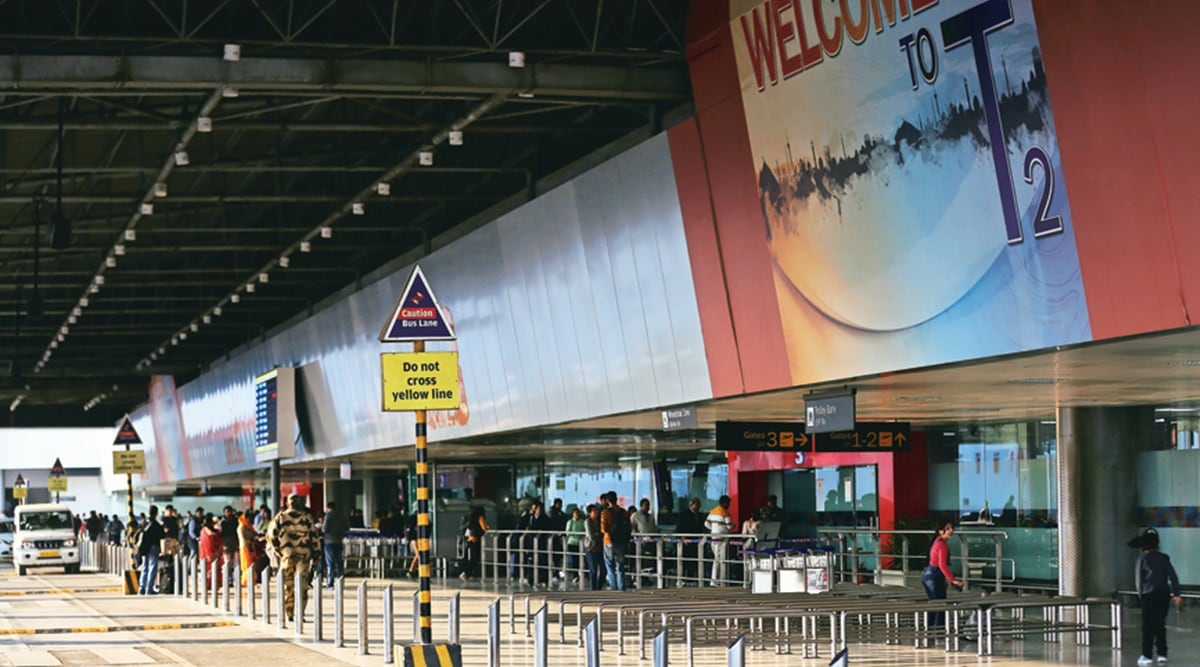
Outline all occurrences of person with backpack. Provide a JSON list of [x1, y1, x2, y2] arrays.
[[600, 491, 631, 591], [1129, 528, 1182, 665]]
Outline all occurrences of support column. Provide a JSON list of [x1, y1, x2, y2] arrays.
[[270, 460, 281, 513], [1056, 406, 1152, 597]]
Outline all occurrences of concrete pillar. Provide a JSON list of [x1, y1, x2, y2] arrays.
[[1056, 406, 1152, 597]]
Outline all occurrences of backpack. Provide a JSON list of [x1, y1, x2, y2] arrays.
[[607, 508, 631, 545]]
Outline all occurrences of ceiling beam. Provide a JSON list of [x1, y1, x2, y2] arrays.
[[0, 54, 689, 101]]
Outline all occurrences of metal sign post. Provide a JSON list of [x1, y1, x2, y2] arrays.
[[111, 416, 144, 548], [379, 264, 459, 659]]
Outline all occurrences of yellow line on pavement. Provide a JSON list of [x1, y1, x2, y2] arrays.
[[0, 620, 238, 635], [0, 587, 121, 596]]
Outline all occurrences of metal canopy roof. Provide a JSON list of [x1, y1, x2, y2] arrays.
[[0, 0, 692, 425]]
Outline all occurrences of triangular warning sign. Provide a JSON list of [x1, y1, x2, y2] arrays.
[[113, 415, 143, 446], [50, 457, 65, 475], [14, 474, 24, 485], [379, 265, 456, 342]]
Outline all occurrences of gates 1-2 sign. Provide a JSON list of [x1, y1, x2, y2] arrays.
[[381, 351, 459, 411]]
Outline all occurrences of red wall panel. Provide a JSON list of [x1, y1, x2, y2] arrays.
[[1034, 1, 1199, 337]]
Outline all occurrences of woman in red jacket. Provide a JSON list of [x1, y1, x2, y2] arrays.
[[921, 522, 964, 628]]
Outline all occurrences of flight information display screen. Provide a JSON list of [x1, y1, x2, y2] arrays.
[[254, 367, 295, 462]]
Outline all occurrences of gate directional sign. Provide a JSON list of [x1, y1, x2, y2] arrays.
[[379, 265, 456, 342], [716, 421, 910, 452]]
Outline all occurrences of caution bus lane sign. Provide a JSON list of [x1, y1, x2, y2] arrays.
[[382, 352, 459, 411]]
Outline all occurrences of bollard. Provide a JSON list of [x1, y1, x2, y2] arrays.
[[261, 568, 271, 625], [534, 604, 548, 667], [412, 590, 420, 644], [201, 560, 210, 605], [249, 567, 257, 620], [294, 569, 305, 636], [211, 560, 221, 610], [312, 575, 323, 643], [223, 561, 232, 612], [488, 598, 501, 667], [383, 584, 394, 664], [654, 627, 668, 667], [357, 580, 369, 655], [585, 617, 600, 667], [448, 592, 460, 644], [728, 635, 745, 667], [334, 578, 345, 648], [234, 563, 243, 616], [276, 566, 286, 630]]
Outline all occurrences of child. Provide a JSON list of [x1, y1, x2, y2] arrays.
[[1128, 528, 1182, 665]]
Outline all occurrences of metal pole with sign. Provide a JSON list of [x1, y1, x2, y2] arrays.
[[112, 415, 145, 547], [48, 458, 68, 504], [13, 474, 27, 506], [379, 265, 459, 660]]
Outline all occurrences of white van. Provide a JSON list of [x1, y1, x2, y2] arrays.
[[13, 504, 80, 575]]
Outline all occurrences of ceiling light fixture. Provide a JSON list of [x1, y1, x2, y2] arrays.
[[80, 297, 89, 307], [230, 294, 240, 304], [173, 151, 189, 166], [124, 229, 136, 241], [376, 182, 390, 196], [223, 43, 241, 61], [448, 130, 463, 146], [140, 203, 154, 215], [114, 244, 125, 256], [105, 256, 116, 268], [352, 202, 365, 215], [508, 51, 525, 68], [319, 227, 332, 239], [245, 283, 256, 293], [202, 315, 211, 324], [278, 256, 290, 268], [213, 306, 222, 317], [418, 151, 433, 166], [72, 307, 81, 317], [154, 182, 168, 197], [300, 241, 311, 252], [189, 322, 198, 332], [258, 272, 269, 283], [197, 117, 213, 133], [222, 87, 239, 98], [68, 315, 76, 324]]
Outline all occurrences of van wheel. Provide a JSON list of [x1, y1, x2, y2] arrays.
[[65, 563, 80, 574], [14, 565, 23, 576]]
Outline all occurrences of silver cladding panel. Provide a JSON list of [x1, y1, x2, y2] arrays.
[[133, 133, 713, 484]]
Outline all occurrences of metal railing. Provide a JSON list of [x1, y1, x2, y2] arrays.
[[480, 529, 830, 590], [816, 527, 1014, 592]]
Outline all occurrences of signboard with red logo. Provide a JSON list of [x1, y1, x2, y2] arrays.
[[379, 265, 456, 342]]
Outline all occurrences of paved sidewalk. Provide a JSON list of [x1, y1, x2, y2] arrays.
[[2, 567, 1198, 665]]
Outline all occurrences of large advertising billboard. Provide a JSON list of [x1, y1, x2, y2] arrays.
[[729, 0, 1091, 383]]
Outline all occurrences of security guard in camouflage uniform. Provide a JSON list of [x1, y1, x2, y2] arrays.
[[266, 493, 318, 620]]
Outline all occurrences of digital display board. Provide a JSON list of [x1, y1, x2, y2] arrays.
[[254, 366, 296, 463]]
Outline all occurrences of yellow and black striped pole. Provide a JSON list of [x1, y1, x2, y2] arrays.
[[413, 340, 433, 645], [125, 442, 134, 552]]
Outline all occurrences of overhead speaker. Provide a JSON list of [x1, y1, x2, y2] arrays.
[[49, 210, 71, 250]]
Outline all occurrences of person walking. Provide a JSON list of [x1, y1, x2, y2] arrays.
[[136, 505, 166, 595], [675, 497, 705, 583], [219, 506, 239, 573], [321, 501, 349, 587], [1129, 528, 1182, 665], [922, 522, 965, 629], [267, 494, 319, 621]]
